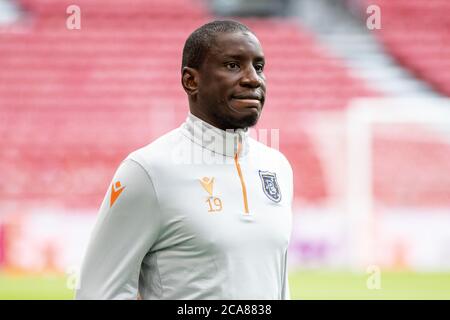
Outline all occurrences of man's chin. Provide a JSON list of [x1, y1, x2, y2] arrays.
[[230, 104, 262, 126], [230, 112, 260, 129], [212, 105, 262, 130]]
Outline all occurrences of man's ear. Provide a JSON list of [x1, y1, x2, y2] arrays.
[[181, 67, 199, 97]]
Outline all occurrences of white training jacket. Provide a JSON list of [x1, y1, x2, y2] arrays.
[[76, 112, 293, 300]]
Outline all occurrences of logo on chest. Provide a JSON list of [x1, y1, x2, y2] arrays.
[[259, 171, 282, 203], [200, 177, 215, 196], [199, 177, 223, 213]]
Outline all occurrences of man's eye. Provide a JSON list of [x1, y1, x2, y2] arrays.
[[226, 62, 240, 70], [255, 64, 264, 72]]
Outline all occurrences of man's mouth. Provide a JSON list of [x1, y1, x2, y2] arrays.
[[232, 98, 260, 105], [231, 94, 263, 109]]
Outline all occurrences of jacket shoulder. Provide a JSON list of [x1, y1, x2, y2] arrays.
[[250, 138, 293, 173], [125, 127, 185, 170]]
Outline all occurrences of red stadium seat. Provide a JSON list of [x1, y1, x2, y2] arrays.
[[362, 0, 450, 96]]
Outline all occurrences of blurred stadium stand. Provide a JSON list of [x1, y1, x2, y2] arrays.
[[352, 0, 450, 96], [295, 0, 442, 97], [0, 0, 377, 209], [210, 0, 293, 17]]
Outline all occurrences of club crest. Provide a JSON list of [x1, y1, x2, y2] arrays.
[[259, 171, 281, 203]]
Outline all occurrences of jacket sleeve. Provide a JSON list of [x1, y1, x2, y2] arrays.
[[281, 155, 293, 300], [281, 249, 291, 300], [75, 158, 160, 300]]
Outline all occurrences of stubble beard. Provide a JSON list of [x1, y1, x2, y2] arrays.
[[212, 99, 261, 130]]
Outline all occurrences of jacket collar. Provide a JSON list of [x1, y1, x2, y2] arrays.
[[182, 112, 250, 158]]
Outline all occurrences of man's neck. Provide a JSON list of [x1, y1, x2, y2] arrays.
[[189, 109, 247, 132], [183, 112, 250, 158]]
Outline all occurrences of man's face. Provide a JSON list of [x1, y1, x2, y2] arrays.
[[196, 31, 266, 130]]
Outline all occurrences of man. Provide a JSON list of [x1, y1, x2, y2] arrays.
[[76, 20, 293, 300]]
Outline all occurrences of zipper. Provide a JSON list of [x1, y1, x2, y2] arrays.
[[234, 142, 250, 214]]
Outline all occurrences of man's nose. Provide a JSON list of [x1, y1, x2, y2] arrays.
[[240, 66, 262, 88]]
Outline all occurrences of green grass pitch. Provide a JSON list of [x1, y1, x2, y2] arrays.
[[1, 269, 449, 300]]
